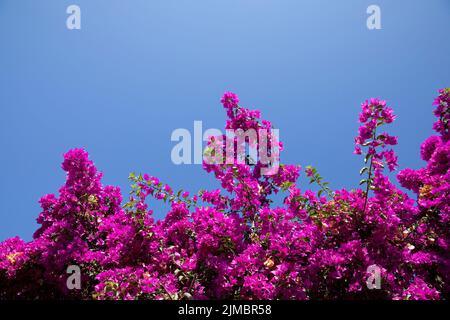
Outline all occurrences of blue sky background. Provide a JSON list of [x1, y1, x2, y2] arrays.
[[0, 0, 449, 241]]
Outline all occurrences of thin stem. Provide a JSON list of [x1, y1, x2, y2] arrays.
[[363, 157, 373, 213], [363, 128, 377, 213], [161, 284, 174, 300], [316, 179, 333, 198]]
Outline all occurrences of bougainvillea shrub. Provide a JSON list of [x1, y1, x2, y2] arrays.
[[0, 89, 448, 300]]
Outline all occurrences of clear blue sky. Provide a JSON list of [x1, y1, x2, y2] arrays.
[[0, 0, 449, 241]]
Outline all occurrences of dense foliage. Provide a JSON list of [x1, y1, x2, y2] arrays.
[[0, 89, 449, 300]]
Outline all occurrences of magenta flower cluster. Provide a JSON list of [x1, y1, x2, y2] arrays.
[[0, 89, 449, 300]]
